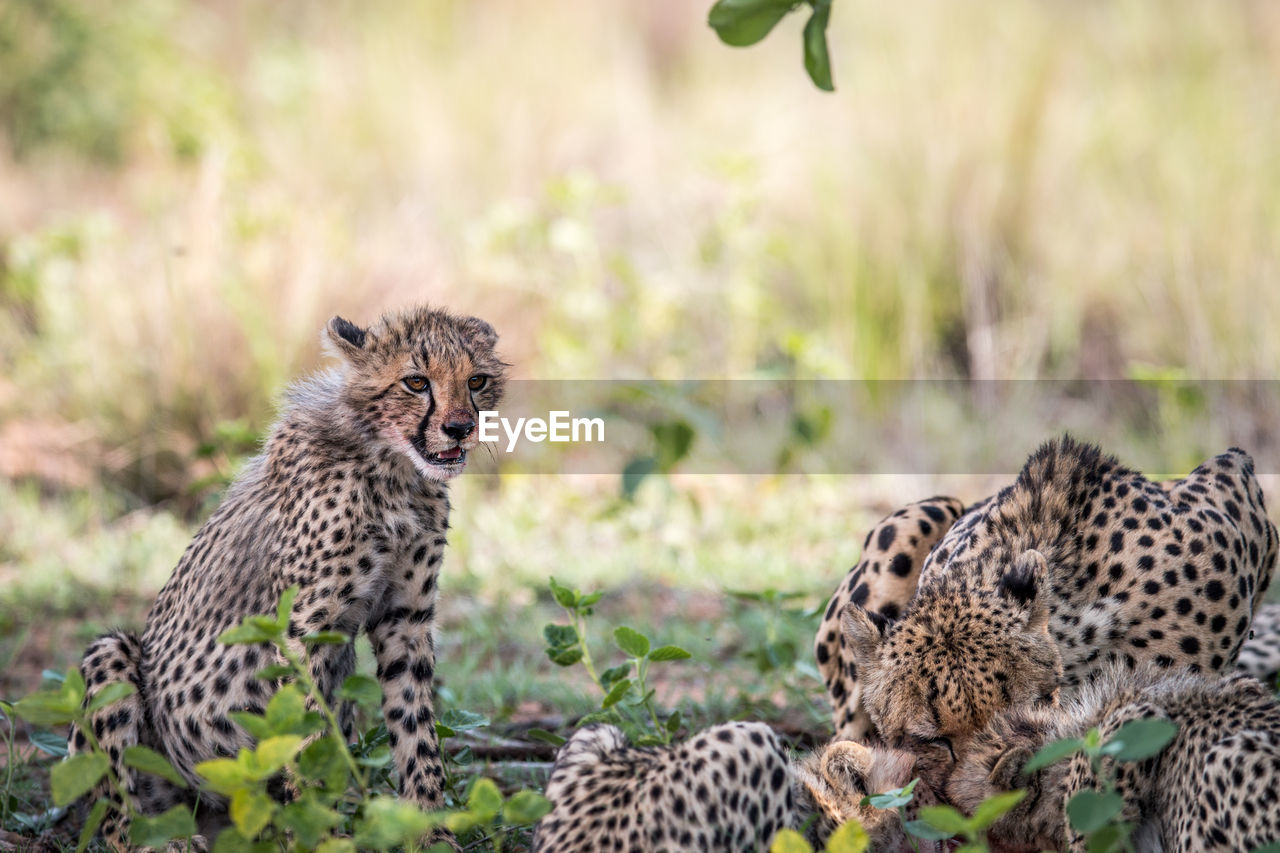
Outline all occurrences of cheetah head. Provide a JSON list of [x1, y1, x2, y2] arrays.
[[840, 550, 1063, 781], [324, 307, 506, 481]]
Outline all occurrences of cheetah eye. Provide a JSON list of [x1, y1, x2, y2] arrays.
[[467, 375, 488, 391], [403, 376, 429, 393]]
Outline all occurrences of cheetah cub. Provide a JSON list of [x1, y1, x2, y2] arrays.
[[69, 307, 505, 850]]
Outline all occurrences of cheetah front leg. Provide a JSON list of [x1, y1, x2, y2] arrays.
[[366, 540, 454, 849]]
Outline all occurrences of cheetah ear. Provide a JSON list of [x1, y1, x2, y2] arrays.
[[459, 316, 498, 351], [840, 603, 892, 668], [999, 549, 1051, 634], [324, 316, 371, 364], [989, 745, 1034, 790]]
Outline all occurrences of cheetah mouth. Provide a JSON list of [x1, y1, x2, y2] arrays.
[[425, 446, 467, 467]]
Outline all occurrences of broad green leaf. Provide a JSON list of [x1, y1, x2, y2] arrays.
[[356, 744, 392, 767], [248, 735, 304, 777], [315, 841, 357, 853], [339, 674, 383, 712], [278, 794, 342, 848], [297, 735, 348, 790], [439, 709, 489, 733], [543, 623, 579, 649], [354, 796, 441, 849], [195, 757, 250, 795], [301, 631, 350, 645], [825, 819, 869, 853], [802, 0, 834, 91], [265, 685, 306, 731], [665, 709, 683, 734], [51, 753, 109, 806], [579, 591, 603, 608], [648, 645, 693, 662], [904, 820, 958, 841], [29, 729, 70, 757], [861, 778, 918, 810], [614, 626, 651, 658], [601, 678, 634, 709], [276, 585, 300, 626], [504, 789, 553, 825], [708, 0, 798, 47], [227, 712, 274, 741], [254, 664, 294, 681], [600, 664, 632, 690], [549, 647, 583, 667], [917, 805, 971, 836], [230, 788, 275, 838], [130, 804, 197, 848], [768, 828, 815, 853], [124, 745, 188, 788], [75, 798, 109, 853], [467, 777, 504, 822], [1066, 790, 1125, 834], [1106, 718, 1178, 762], [62, 667, 87, 707], [212, 826, 277, 853], [14, 691, 78, 726], [549, 578, 578, 609], [86, 682, 137, 714], [1024, 737, 1085, 773], [971, 789, 1026, 829], [621, 456, 657, 500], [219, 623, 277, 645], [527, 728, 567, 746], [1086, 822, 1133, 853]]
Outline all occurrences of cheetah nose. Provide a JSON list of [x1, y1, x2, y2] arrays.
[[442, 419, 475, 441]]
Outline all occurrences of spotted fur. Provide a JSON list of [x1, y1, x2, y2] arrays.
[[947, 663, 1280, 852], [70, 307, 505, 850], [1238, 601, 1280, 687], [532, 723, 796, 852], [830, 437, 1277, 754]]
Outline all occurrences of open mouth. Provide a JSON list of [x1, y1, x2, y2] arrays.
[[425, 446, 467, 466]]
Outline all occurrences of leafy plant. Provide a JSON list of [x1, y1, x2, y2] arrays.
[[859, 778, 1024, 853], [769, 821, 868, 853], [707, 0, 835, 91], [543, 578, 692, 745], [1021, 717, 1179, 853]]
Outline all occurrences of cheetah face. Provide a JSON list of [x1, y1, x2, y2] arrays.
[[842, 551, 1063, 767], [325, 310, 506, 481]]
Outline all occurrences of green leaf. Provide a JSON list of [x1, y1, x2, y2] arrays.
[[230, 788, 276, 838], [219, 623, 277, 645], [527, 728, 568, 746], [76, 798, 109, 853], [504, 789, 553, 825], [601, 677, 634, 709], [51, 753, 109, 806], [1106, 718, 1178, 762], [917, 804, 972, 836], [971, 789, 1026, 830], [85, 682, 137, 714], [254, 664, 294, 680], [29, 728, 70, 757], [277, 794, 342, 848], [130, 804, 198, 848], [768, 828, 815, 853], [1066, 790, 1125, 834], [315, 841, 357, 853], [354, 796, 441, 849], [665, 709, 683, 734], [621, 456, 657, 500], [802, 0, 834, 91], [62, 667, 87, 707], [227, 712, 274, 741], [543, 623, 579, 649], [265, 685, 306, 733], [708, 0, 798, 47], [439, 709, 489, 733], [652, 420, 695, 471], [904, 820, 958, 841], [1023, 736, 1085, 773], [549, 647, 584, 666], [825, 820, 869, 853], [196, 757, 250, 795], [579, 591, 603, 608], [356, 745, 392, 767], [302, 631, 351, 645], [297, 735, 349, 790], [614, 626, 651, 658], [276, 585, 299, 626], [861, 778, 918, 810], [124, 745, 188, 788], [13, 691, 78, 726], [467, 777, 504, 823], [248, 735, 304, 778], [600, 664, 632, 690], [648, 645, 693, 662], [212, 826, 277, 853], [1086, 822, 1134, 853], [549, 578, 578, 609], [338, 674, 383, 712]]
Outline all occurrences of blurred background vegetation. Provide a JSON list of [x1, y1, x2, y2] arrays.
[[2, 0, 1279, 710]]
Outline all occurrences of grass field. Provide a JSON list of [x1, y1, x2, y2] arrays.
[[3, 0, 1280, 849]]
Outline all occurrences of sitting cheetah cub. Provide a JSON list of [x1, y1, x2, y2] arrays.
[[947, 663, 1280, 852], [69, 307, 505, 850]]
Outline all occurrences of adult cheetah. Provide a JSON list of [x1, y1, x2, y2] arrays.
[[69, 307, 505, 849], [947, 662, 1280, 852], [822, 437, 1276, 749]]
